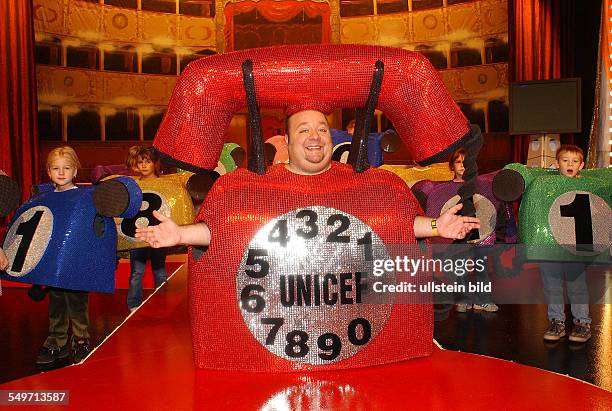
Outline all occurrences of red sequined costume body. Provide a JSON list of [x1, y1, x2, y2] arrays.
[[153, 44, 470, 370], [191, 162, 430, 371]]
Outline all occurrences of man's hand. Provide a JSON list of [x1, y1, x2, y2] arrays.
[[0, 249, 9, 271], [135, 210, 211, 247], [436, 203, 480, 240], [136, 210, 182, 248]]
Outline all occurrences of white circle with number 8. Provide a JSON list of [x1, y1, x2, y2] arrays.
[[3, 206, 53, 277], [118, 190, 170, 242], [236, 206, 395, 365]]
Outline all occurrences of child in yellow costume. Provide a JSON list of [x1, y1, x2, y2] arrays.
[[123, 146, 195, 310]]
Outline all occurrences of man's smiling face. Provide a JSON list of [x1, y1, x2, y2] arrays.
[[285, 110, 333, 175]]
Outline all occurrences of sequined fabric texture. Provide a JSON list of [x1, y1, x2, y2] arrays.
[[380, 164, 454, 187], [506, 163, 611, 262], [265, 135, 289, 165], [114, 173, 195, 251], [190, 162, 432, 371], [412, 171, 510, 244], [154, 44, 469, 171], [1, 187, 119, 292]]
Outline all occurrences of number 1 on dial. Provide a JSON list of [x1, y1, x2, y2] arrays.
[[560, 193, 594, 252], [12, 210, 44, 273], [357, 231, 373, 261]]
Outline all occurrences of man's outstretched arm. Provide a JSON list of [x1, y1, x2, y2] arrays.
[[136, 210, 211, 247], [414, 203, 480, 240]]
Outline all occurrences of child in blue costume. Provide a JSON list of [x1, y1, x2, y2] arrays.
[[127, 146, 168, 311], [36, 147, 91, 365], [541, 145, 591, 343]]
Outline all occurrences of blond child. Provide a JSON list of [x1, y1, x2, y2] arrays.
[[36, 146, 90, 365]]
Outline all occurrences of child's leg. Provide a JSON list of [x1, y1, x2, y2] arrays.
[[66, 290, 90, 342], [565, 263, 591, 324], [128, 248, 147, 309], [471, 247, 497, 310], [454, 271, 472, 312], [150, 247, 168, 288], [45, 288, 70, 348], [540, 262, 565, 321]]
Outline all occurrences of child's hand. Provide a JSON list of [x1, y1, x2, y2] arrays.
[[136, 210, 181, 248], [0, 249, 9, 271], [437, 203, 480, 240]]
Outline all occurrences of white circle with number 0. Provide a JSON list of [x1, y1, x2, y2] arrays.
[[236, 206, 394, 365], [3, 206, 53, 277], [548, 191, 611, 256]]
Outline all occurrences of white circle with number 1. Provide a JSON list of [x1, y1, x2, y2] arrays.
[[3, 206, 53, 277], [548, 191, 611, 256], [236, 206, 395, 365]]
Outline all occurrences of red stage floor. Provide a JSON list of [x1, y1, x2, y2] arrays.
[[2, 265, 611, 410]]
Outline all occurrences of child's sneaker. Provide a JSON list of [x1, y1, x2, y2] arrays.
[[543, 319, 566, 341], [455, 303, 472, 313], [473, 303, 499, 312], [36, 345, 69, 365], [569, 321, 591, 343], [72, 339, 91, 363]]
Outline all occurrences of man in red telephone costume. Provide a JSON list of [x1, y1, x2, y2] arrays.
[[136, 44, 482, 372]]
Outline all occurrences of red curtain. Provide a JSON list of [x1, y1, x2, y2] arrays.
[[224, 0, 331, 51], [605, 0, 612, 93], [0, 0, 39, 200], [509, 0, 574, 162]]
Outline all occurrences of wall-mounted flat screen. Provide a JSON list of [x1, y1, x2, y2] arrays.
[[509, 78, 581, 135]]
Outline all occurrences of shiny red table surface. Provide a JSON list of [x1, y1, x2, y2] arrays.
[[2, 265, 611, 410]]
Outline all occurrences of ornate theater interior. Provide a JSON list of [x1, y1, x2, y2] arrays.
[[0, 0, 610, 408]]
